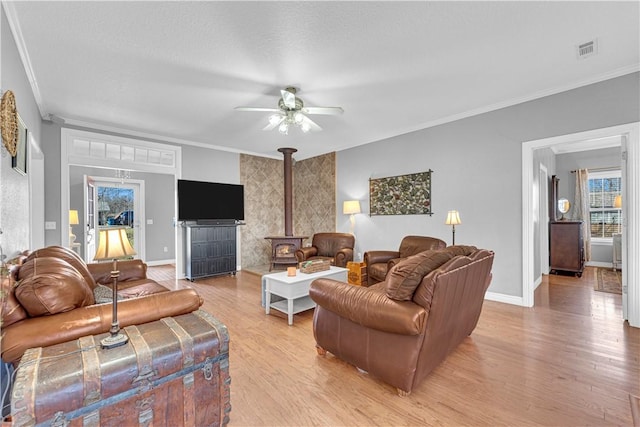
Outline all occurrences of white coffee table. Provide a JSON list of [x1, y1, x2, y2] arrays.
[[263, 266, 348, 325]]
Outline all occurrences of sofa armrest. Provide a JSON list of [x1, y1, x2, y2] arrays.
[[334, 248, 354, 267], [295, 247, 318, 263], [87, 259, 148, 285], [1, 288, 203, 365], [364, 250, 400, 266], [309, 278, 426, 335]]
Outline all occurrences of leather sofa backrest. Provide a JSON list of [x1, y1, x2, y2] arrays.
[[312, 233, 355, 257], [413, 248, 492, 313], [398, 236, 446, 258]]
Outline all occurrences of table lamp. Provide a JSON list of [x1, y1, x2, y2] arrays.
[[445, 210, 461, 245], [93, 227, 137, 349], [69, 210, 79, 246], [343, 200, 361, 235]]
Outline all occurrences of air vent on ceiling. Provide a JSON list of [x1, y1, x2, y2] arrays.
[[577, 39, 598, 59]]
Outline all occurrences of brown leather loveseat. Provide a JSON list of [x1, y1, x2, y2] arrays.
[[309, 245, 494, 395], [364, 235, 446, 286], [1, 246, 203, 364], [295, 232, 355, 267]]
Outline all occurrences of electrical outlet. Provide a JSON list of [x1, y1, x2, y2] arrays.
[[147, 219, 153, 225], [163, 246, 168, 253], [45, 221, 56, 230]]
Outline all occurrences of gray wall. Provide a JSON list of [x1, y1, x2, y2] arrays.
[[0, 9, 41, 257], [40, 120, 241, 266], [556, 147, 622, 264], [336, 72, 639, 298]]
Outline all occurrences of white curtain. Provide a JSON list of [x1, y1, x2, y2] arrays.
[[573, 169, 591, 261]]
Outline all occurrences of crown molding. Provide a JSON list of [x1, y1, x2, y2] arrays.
[[2, 1, 46, 119]]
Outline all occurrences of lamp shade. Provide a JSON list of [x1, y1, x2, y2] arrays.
[[343, 200, 361, 215], [93, 228, 137, 261], [69, 210, 79, 225], [445, 210, 461, 226], [614, 195, 622, 208]]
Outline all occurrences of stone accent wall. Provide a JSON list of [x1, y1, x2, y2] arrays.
[[239, 152, 336, 268], [293, 152, 336, 238]]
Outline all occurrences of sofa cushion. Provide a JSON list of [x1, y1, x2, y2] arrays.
[[15, 271, 93, 317], [25, 246, 97, 290], [385, 250, 454, 301]]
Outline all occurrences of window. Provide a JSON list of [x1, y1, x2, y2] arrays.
[[588, 170, 621, 240]]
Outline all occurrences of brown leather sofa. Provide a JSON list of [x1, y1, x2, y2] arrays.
[[309, 246, 494, 395], [1, 246, 203, 364], [364, 235, 446, 286], [295, 232, 355, 267]]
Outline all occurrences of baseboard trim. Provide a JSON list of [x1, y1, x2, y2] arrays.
[[586, 261, 613, 268], [146, 259, 175, 267], [485, 291, 524, 306]]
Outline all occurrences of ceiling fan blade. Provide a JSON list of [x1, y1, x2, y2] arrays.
[[302, 106, 344, 115], [235, 107, 280, 112], [280, 89, 296, 109], [263, 115, 284, 131], [301, 115, 322, 132]]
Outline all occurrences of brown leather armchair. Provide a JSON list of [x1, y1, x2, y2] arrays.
[[310, 246, 494, 395], [364, 235, 446, 286], [295, 232, 355, 268]]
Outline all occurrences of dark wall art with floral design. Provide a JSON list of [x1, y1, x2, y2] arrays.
[[369, 170, 432, 216]]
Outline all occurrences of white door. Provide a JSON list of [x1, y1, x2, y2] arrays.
[[90, 177, 145, 261], [83, 176, 96, 261]]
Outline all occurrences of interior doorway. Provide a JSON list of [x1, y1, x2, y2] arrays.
[[522, 122, 639, 327]]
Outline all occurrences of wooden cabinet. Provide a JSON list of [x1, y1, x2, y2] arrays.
[[185, 224, 237, 281], [550, 221, 584, 277]]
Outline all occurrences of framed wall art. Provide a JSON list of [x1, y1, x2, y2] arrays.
[[369, 170, 432, 216], [12, 114, 27, 175]]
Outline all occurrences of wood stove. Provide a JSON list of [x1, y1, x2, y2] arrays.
[[265, 236, 307, 271]]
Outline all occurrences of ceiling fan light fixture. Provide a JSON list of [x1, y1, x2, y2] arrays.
[[300, 122, 311, 133], [294, 111, 304, 124], [278, 122, 289, 135]]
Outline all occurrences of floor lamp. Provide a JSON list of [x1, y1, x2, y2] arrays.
[[343, 200, 361, 235], [445, 210, 461, 245], [93, 227, 137, 349]]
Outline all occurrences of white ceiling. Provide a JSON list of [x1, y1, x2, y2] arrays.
[[4, 1, 639, 160]]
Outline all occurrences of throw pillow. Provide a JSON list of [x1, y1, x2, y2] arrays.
[[386, 250, 454, 301], [93, 283, 124, 304], [25, 246, 97, 290], [15, 271, 91, 317], [17, 257, 95, 306]]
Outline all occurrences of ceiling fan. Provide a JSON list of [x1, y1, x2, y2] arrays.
[[235, 87, 343, 134]]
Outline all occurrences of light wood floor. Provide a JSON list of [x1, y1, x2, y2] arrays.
[[147, 266, 639, 426]]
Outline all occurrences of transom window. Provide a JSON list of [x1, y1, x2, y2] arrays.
[[588, 170, 621, 240]]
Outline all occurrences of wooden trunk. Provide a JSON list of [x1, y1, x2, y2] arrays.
[[11, 310, 231, 427]]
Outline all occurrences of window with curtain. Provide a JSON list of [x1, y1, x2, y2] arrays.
[[588, 170, 622, 240]]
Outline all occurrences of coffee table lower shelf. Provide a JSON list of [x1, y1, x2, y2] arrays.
[[268, 296, 315, 322]]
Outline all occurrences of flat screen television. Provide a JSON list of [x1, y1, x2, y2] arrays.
[[177, 179, 244, 222]]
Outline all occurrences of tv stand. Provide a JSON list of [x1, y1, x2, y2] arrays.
[[196, 219, 236, 226], [185, 223, 238, 281]]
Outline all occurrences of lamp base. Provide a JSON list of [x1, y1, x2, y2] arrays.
[[101, 332, 129, 349]]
